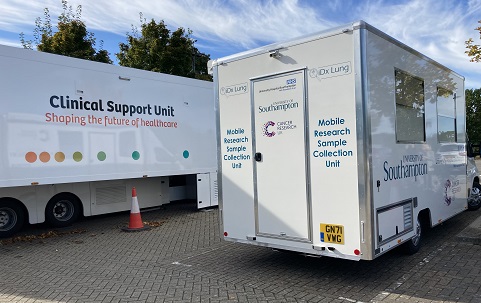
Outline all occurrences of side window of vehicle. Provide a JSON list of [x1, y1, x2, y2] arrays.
[[436, 87, 457, 142], [394, 69, 425, 143]]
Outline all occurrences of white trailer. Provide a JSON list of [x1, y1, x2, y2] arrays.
[[210, 21, 481, 261], [0, 44, 217, 238]]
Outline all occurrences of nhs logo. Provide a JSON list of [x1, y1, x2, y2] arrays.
[[286, 78, 296, 85]]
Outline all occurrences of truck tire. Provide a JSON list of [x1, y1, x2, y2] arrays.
[[468, 183, 481, 211], [403, 217, 422, 255], [45, 194, 80, 228], [0, 200, 25, 238]]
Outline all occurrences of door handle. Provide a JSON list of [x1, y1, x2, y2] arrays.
[[255, 152, 262, 162]]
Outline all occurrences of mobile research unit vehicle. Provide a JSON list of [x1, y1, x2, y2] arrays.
[[0, 44, 217, 238], [210, 21, 481, 261]]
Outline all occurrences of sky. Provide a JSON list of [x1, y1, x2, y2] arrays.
[[0, 0, 480, 88]]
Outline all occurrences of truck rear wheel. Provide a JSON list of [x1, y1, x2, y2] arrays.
[[468, 183, 481, 211], [45, 194, 80, 227], [0, 200, 25, 238], [403, 217, 422, 255]]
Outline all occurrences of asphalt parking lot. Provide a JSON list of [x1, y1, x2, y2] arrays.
[[0, 200, 480, 303]]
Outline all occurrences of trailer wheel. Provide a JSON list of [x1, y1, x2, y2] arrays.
[[45, 194, 80, 227], [403, 217, 422, 255], [0, 200, 25, 238], [468, 183, 481, 211]]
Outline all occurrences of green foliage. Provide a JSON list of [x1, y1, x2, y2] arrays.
[[117, 14, 212, 81], [20, 0, 112, 64], [466, 88, 481, 145], [466, 20, 481, 63]]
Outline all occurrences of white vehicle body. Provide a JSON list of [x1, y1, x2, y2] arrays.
[[211, 21, 480, 261], [0, 44, 217, 237]]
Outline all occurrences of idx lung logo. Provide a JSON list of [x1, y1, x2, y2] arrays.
[[220, 83, 248, 96], [262, 121, 276, 137]]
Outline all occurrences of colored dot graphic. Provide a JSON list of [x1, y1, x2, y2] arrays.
[[25, 152, 37, 163], [55, 152, 65, 162], [73, 152, 83, 162], [24, 150, 191, 163], [97, 151, 106, 161], [39, 152, 50, 163]]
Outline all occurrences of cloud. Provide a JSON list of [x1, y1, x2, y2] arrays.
[[0, 38, 21, 48], [82, 0, 335, 49], [1, 0, 336, 49], [355, 0, 481, 86], [0, 0, 479, 87]]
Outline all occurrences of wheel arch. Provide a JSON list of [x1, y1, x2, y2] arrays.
[[44, 192, 84, 227], [46, 192, 83, 214], [417, 208, 431, 229], [0, 197, 28, 223], [0, 197, 28, 238]]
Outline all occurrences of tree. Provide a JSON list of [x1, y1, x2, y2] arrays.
[[466, 20, 481, 62], [117, 15, 211, 81], [466, 88, 481, 146], [20, 0, 112, 64]]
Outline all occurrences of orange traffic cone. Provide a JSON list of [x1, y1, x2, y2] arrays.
[[122, 187, 150, 232]]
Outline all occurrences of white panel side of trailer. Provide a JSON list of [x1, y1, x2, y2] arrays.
[[0, 44, 218, 237], [306, 33, 360, 258], [365, 30, 467, 257], [0, 45, 216, 188]]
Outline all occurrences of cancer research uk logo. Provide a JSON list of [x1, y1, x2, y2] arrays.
[[444, 179, 452, 206], [443, 178, 461, 206], [262, 120, 297, 137], [263, 121, 276, 137]]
